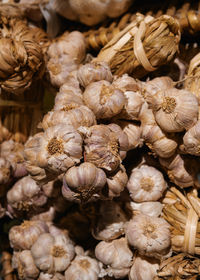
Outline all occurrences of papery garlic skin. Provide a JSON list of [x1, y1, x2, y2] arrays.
[[7, 176, 47, 212], [24, 124, 83, 176], [92, 201, 127, 241], [149, 88, 199, 132], [39, 272, 65, 280], [83, 80, 125, 119], [77, 62, 113, 88], [129, 254, 159, 280], [31, 232, 75, 273], [63, 162, 107, 203], [128, 201, 163, 217], [41, 106, 96, 130], [64, 255, 100, 280], [79, 125, 120, 172], [143, 76, 174, 99], [126, 214, 171, 259], [14, 250, 39, 280], [127, 165, 167, 202], [112, 74, 141, 92], [95, 237, 133, 279], [9, 220, 48, 250], [0, 157, 11, 186], [182, 120, 200, 156]]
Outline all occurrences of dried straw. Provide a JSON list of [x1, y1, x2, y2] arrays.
[[95, 14, 180, 78], [1, 252, 15, 280], [163, 187, 200, 255]]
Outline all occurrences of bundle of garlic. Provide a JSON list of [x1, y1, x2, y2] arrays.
[[95, 14, 180, 77]]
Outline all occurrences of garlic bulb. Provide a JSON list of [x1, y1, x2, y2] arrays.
[[64, 255, 100, 280], [127, 165, 167, 202], [47, 31, 86, 87], [181, 120, 200, 156], [39, 272, 65, 280], [7, 176, 47, 212], [62, 162, 107, 203], [9, 220, 48, 250], [13, 250, 39, 280], [79, 125, 121, 172], [129, 254, 159, 280], [126, 213, 171, 259], [128, 201, 163, 217], [95, 237, 133, 279], [106, 164, 128, 197], [0, 157, 11, 197], [24, 124, 83, 176], [41, 105, 96, 130], [31, 232, 75, 273], [77, 62, 113, 88], [31, 206, 56, 223], [83, 80, 125, 119], [148, 88, 199, 132], [112, 74, 141, 92], [92, 201, 127, 241]]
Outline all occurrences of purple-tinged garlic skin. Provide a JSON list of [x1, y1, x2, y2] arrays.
[[79, 125, 121, 173], [31, 232, 75, 273], [13, 250, 39, 280], [129, 254, 159, 280], [7, 176, 47, 212], [106, 164, 128, 197], [24, 124, 83, 175], [182, 120, 200, 156], [9, 220, 48, 250], [83, 80, 125, 119], [95, 237, 133, 279], [63, 162, 106, 203], [126, 214, 171, 259], [77, 61, 113, 88], [92, 201, 127, 241], [127, 165, 167, 202], [64, 255, 100, 280]]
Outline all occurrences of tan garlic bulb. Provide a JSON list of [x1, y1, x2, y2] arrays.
[[116, 120, 142, 151], [159, 154, 199, 188], [129, 254, 159, 280], [95, 237, 133, 279], [40, 105, 96, 130], [9, 220, 48, 250], [39, 272, 64, 280], [24, 124, 83, 176], [142, 124, 177, 158], [126, 213, 171, 259], [79, 125, 120, 172], [62, 162, 106, 203], [181, 120, 200, 156], [7, 176, 47, 212], [13, 250, 39, 280], [0, 157, 11, 197], [112, 74, 141, 92], [106, 164, 128, 197], [128, 201, 163, 217], [47, 31, 86, 87], [77, 62, 113, 88], [31, 232, 75, 273], [83, 80, 125, 119], [148, 88, 199, 132], [92, 201, 127, 241], [64, 255, 100, 280], [127, 165, 167, 202]]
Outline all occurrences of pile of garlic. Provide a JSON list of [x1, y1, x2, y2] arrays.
[[1, 29, 200, 280]]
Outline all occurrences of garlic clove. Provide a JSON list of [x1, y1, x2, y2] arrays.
[[182, 120, 200, 156], [128, 201, 163, 217]]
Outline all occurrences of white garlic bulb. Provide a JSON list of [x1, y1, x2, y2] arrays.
[[129, 254, 159, 280], [64, 255, 100, 280], [127, 165, 167, 202], [182, 120, 200, 156], [77, 62, 113, 88], [24, 124, 83, 176], [128, 201, 163, 217], [149, 88, 199, 132], [112, 74, 141, 92], [31, 232, 75, 273], [7, 176, 47, 212], [92, 201, 127, 241], [41, 105, 96, 130], [79, 125, 121, 172], [143, 76, 174, 99], [126, 213, 171, 259], [62, 162, 107, 203], [14, 250, 39, 280], [95, 237, 133, 279], [83, 80, 125, 119], [9, 220, 48, 250], [39, 272, 65, 280], [106, 164, 128, 197]]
